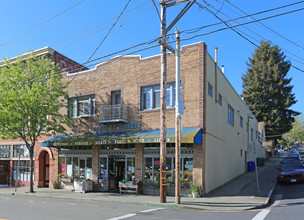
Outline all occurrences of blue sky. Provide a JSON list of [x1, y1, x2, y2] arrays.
[[1, 0, 303, 114]]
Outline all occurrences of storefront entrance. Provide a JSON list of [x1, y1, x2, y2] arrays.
[[108, 156, 125, 191], [0, 161, 9, 185]]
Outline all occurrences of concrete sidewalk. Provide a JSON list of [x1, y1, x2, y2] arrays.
[[0, 157, 281, 211]]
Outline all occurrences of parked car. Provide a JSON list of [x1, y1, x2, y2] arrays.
[[278, 169, 304, 184]]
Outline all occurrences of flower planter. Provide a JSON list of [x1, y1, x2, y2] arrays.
[[192, 191, 200, 198]]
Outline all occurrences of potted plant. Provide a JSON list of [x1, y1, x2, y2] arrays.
[[189, 182, 200, 198], [52, 180, 59, 189]]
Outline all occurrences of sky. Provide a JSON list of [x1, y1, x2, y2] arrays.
[[0, 0, 303, 114]]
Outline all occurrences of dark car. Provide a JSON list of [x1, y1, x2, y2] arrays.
[[278, 169, 304, 184]]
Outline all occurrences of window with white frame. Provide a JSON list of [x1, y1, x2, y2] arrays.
[[228, 104, 234, 127], [141, 83, 176, 110], [68, 95, 95, 118], [13, 144, 29, 158], [0, 145, 10, 158]]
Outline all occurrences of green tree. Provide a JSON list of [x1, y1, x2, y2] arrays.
[[282, 115, 304, 145], [241, 41, 300, 141], [0, 52, 68, 192]]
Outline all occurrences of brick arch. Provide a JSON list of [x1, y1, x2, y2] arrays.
[[36, 147, 56, 188]]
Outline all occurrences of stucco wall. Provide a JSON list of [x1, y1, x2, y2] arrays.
[[204, 51, 264, 193]]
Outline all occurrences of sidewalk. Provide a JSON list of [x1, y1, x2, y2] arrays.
[[0, 157, 281, 211]]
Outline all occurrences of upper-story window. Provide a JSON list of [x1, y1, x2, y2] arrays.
[[240, 116, 243, 128], [13, 144, 29, 158], [228, 104, 234, 127], [208, 83, 213, 97], [141, 82, 176, 110], [0, 145, 10, 158], [218, 93, 222, 106], [68, 95, 96, 118], [251, 128, 254, 141]]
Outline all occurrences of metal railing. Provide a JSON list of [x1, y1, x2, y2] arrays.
[[99, 104, 128, 123]]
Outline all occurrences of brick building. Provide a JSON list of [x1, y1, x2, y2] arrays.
[[0, 42, 265, 195], [0, 47, 87, 187], [41, 41, 265, 195]]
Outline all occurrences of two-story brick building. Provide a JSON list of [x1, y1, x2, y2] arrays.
[[40, 41, 265, 195], [0, 47, 87, 187]]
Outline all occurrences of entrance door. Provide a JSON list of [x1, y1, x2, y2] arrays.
[[108, 157, 125, 191], [0, 162, 9, 185], [44, 152, 49, 187]]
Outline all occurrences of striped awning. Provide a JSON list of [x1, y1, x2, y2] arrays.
[[42, 127, 202, 147]]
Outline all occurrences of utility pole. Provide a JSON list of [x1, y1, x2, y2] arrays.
[[175, 28, 181, 204], [160, 0, 167, 204], [159, 0, 196, 204]]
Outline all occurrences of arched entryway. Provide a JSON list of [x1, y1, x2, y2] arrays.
[[38, 151, 50, 187]]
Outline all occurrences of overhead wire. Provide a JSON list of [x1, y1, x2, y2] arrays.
[[55, 3, 153, 50], [202, 0, 304, 65], [0, 0, 87, 47], [3, 0, 304, 87], [198, 0, 304, 72]]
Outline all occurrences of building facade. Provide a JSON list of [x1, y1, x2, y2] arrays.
[[0, 42, 265, 195]]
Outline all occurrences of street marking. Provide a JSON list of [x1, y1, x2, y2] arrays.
[[251, 209, 271, 220], [107, 208, 165, 220], [107, 213, 136, 220], [140, 208, 165, 213]]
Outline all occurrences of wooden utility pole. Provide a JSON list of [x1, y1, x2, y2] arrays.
[[175, 28, 181, 204], [160, 0, 167, 203], [158, 0, 196, 204]]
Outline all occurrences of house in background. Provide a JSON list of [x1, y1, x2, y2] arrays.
[[0, 47, 87, 187], [40, 41, 266, 195]]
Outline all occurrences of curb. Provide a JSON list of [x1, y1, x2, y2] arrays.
[[2, 191, 177, 208]]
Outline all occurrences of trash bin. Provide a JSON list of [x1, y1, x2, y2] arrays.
[[256, 157, 264, 167], [247, 161, 255, 171]]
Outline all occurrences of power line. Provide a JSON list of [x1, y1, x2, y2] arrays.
[[202, 0, 304, 65], [52, 1, 151, 49], [226, 0, 304, 50], [0, 0, 87, 47], [86, 0, 132, 63], [4, 1, 304, 86], [55, 4, 153, 50]]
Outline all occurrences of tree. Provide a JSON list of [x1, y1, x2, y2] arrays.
[[241, 41, 300, 141], [0, 52, 68, 192], [282, 115, 304, 145]]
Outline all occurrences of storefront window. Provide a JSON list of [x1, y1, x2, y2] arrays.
[[86, 158, 92, 180], [13, 145, 29, 158], [13, 160, 31, 181], [100, 157, 108, 180], [0, 145, 10, 158], [126, 157, 135, 181], [73, 158, 79, 176], [144, 158, 153, 183], [182, 157, 193, 183], [153, 157, 160, 183], [66, 158, 72, 177], [166, 158, 173, 183], [59, 157, 66, 174]]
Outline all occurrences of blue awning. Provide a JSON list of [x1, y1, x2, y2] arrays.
[[42, 127, 202, 147]]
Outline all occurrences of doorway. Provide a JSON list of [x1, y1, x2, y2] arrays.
[[108, 156, 125, 191], [38, 150, 49, 187]]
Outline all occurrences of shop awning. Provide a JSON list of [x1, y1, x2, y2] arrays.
[[42, 127, 202, 147]]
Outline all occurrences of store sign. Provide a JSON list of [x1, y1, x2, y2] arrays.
[[92, 123, 142, 132]]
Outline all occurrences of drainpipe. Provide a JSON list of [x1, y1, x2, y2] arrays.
[[214, 48, 218, 103]]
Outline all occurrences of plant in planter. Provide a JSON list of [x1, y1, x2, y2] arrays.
[[187, 182, 201, 198], [52, 180, 59, 189]]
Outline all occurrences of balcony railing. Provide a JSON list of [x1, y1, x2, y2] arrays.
[[99, 104, 128, 123]]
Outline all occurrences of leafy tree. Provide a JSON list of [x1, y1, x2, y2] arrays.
[[282, 115, 304, 145], [0, 52, 68, 192], [241, 41, 300, 141]]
